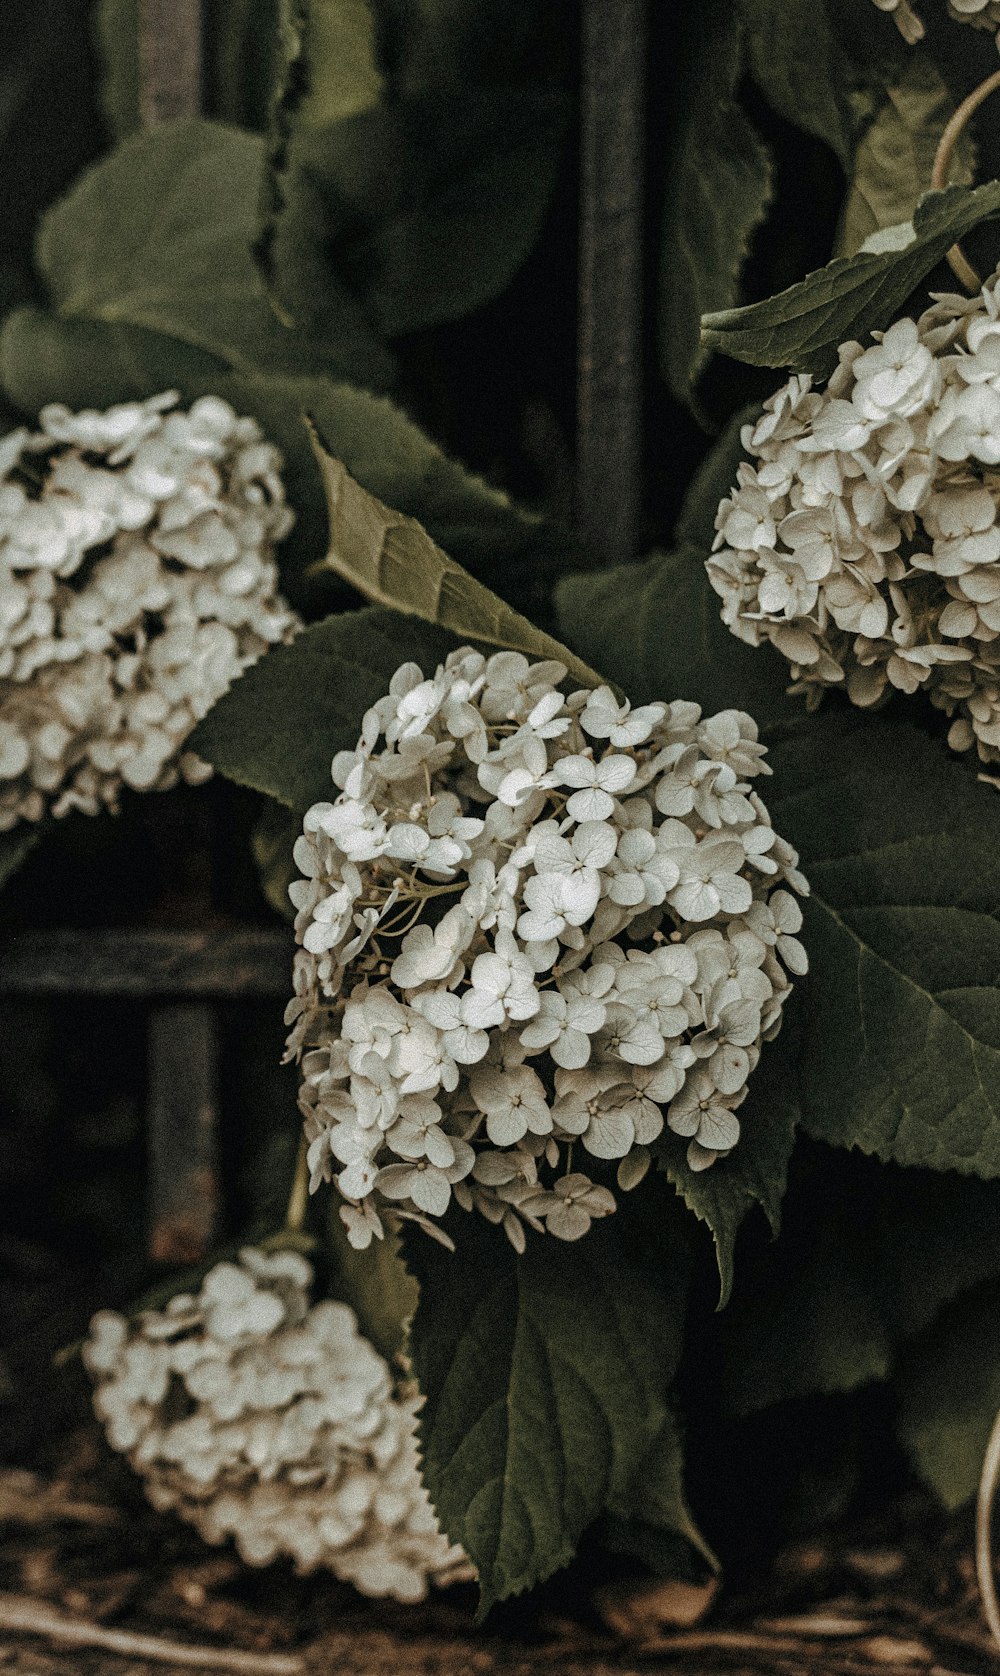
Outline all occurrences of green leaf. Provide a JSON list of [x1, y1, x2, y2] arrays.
[[741, 0, 865, 168], [297, 0, 385, 124], [554, 544, 794, 729], [838, 57, 975, 259], [261, 0, 568, 337], [251, 798, 300, 919], [406, 1214, 696, 1612], [326, 1205, 418, 1363], [722, 1148, 1000, 1418], [0, 334, 585, 619], [726, 1200, 895, 1414], [701, 181, 1000, 377], [311, 434, 609, 690], [31, 119, 394, 390], [190, 607, 458, 810], [767, 710, 1000, 1177], [659, 2, 773, 403], [0, 823, 43, 893], [601, 1410, 717, 1576], [656, 1044, 800, 1307], [216, 373, 586, 609], [272, 88, 569, 339], [0, 307, 227, 415], [255, 0, 386, 321], [896, 1282, 1000, 1509]]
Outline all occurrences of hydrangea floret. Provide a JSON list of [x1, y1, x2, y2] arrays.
[[872, 0, 1000, 44], [285, 648, 808, 1254], [708, 271, 1000, 764], [0, 392, 298, 831], [84, 1247, 470, 1602]]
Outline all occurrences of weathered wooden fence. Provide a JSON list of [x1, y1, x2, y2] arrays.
[[0, 0, 648, 1266]]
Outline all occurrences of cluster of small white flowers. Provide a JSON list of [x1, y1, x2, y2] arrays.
[[710, 275, 1000, 762], [0, 392, 297, 831], [872, 0, 1000, 44], [83, 1248, 470, 1602], [285, 649, 808, 1254]]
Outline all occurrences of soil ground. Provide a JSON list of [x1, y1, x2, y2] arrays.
[[1, 1433, 999, 1676]]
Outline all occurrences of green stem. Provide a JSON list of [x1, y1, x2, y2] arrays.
[[284, 1133, 311, 1234]]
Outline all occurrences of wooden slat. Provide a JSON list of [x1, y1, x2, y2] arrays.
[[575, 0, 648, 566], [147, 1003, 220, 1265], [139, 0, 203, 126], [0, 928, 294, 999]]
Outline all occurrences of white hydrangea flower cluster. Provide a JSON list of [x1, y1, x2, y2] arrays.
[[286, 648, 808, 1254], [872, 0, 1000, 44], [0, 392, 297, 831], [710, 275, 1000, 761], [83, 1247, 470, 1602]]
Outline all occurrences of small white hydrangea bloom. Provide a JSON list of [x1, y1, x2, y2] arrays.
[[872, 0, 1000, 42], [0, 393, 298, 830], [709, 269, 1000, 764], [285, 649, 808, 1251], [84, 1248, 470, 1602]]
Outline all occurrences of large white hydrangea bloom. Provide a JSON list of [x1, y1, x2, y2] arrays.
[[84, 1247, 470, 1602], [709, 273, 1000, 764], [872, 0, 1000, 43], [0, 392, 297, 831], [286, 648, 808, 1254]]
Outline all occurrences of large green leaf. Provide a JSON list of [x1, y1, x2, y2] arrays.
[[272, 88, 569, 339], [741, 0, 862, 168], [554, 544, 795, 730], [896, 1282, 1000, 1509], [227, 373, 586, 608], [0, 308, 226, 415], [190, 607, 458, 811], [656, 1045, 800, 1308], [838, 57, 975, 258], [311, 434, 608, 689], [659, 2, 773, 403], [326, 1203, 418, 1363], [0, 332, 585, 616], [701, 182, 1000, 377], [261, 0, 567, 337], [722, 1149, 1000, 1415], [30, 119, 393, 390], [255, 0, 386, 318], [406, 1212, 698, 1612], [767, 710, 1000, 1177], [601, 1410, 717, 1576]]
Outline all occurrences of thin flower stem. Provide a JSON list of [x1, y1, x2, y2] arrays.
[[931, 68, 1000, 292], [976, 1405, 1000, 1650], [283, 1133, 311, 1235]]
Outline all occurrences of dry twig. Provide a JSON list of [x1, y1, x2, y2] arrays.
[[0, 1591, 305, 1675]]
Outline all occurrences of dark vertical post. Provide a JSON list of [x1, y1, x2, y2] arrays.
[[147, 1005, 220, 1265], [139, 0, 204, 127], [576, 0, 647, 567], [139, 0, 216, 1262]]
